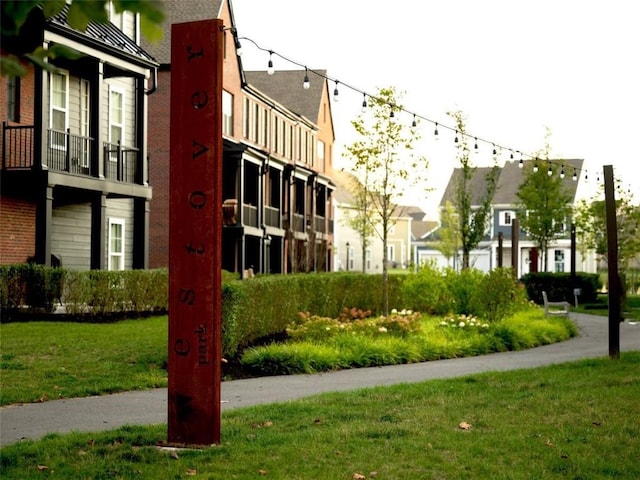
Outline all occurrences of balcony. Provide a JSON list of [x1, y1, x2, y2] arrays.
[[2, 123, 141, 185]]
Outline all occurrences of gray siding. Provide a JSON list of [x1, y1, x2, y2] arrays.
[[51, 203, 92, 270]]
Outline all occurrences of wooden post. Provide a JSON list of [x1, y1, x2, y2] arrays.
[[497, 231, 503, 268], [168, 19, 224, 445], [603, 165, 620, 359]]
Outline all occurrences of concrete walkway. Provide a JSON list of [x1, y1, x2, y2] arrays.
[[1, 313, 638, 447]]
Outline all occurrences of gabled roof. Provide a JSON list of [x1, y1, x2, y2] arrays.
[[493, 159, 583, 205], [141, 0, 224, 65], [440, 166, 497, 207], [45, 5, 157, 67], [412, 220, 440, 241], [440, 159, 584, 208], [244, 70, 326, 124]]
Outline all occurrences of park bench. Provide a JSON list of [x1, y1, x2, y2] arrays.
[[542, 291, 571, 317]]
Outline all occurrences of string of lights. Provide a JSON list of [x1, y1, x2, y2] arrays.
[[235, 33, 633, 195]]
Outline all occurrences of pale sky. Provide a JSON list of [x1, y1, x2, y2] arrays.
[[232, 0, 639, 218]]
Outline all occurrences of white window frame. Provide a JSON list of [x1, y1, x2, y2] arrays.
[[79, 79, 90, 167], [108, 218, 125, 271], [49, 70, 69, 148], [387, 245, 395, 264], [222, 90, 233, 136], [554, 249, 565, 273], [500, 210, 515, 226], [348, 245, 355, 271], [365, 248, 371, 271], [109, 86, 125, 161]]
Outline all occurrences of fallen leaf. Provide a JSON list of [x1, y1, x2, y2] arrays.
[[458, 421, 472, 430], [546, 440, 554, 447], [186, 468, 197, 476], [369, 472, 378, 477], [259, 469, 268, 475], [592, 422, 601, 427], [352, 473, 366, 479], [37, 465, 48, 471], [314, 418, 323, 424], [263, 421, 273, 428]]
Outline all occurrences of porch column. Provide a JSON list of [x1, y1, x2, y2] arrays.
[[35, 183, 53, 265], [93, 62, 105, 179], [132, 197, 150, 269], [90, 192, 106, 269]]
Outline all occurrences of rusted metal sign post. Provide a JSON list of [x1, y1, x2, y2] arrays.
[[168, 19, 223, 445], [603, 165, 621, 359]]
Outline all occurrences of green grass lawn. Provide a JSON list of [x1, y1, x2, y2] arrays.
[[0, 309, 577, 406], [0, 317, 168, 406], [1, 353, 639, 479]]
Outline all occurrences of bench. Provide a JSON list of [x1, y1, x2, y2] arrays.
[[542, 291, 571, 317]]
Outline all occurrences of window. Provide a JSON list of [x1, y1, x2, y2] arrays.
[[6, 76, 20, 122], [348, 245, 355, 271], [500, 210, 515, 226], [50, 71, 68, 148], [109, 87, 125, 159], [365, 248, 371, 271], [317, 140, 325, 171], [554, 249, 565, 273], [222, 90, 233, 136], [108, 218, 125, 271], [79, 79, 90, 167], [387, 245, 395, 264]]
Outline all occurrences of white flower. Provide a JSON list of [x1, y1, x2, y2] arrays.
[[378, 327, 388, 333], [391, 308, 398, 314], [325, 327, 331, 331], [407, 310, 413, 315], [458, 321, 466, 327], [482, 323, 489, 329], [440, 321, 448, 326]]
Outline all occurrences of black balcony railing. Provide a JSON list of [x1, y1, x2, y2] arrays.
[[104, 142, 138, 183], [2, 123, 34, 169], [48, 129, 94, 176]]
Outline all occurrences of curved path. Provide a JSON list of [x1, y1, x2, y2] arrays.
[[1, 313, 638, 447]]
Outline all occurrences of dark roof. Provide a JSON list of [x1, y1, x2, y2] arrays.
[[440, 166, 497, 206], [47, 5, 157, 66], [244, 70, 326, 123], [141, 0, 224, 64], [493, 159, 583, 205], [440, 159, 584, 207]]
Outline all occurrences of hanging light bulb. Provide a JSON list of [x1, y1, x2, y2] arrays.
[[434, 123, 439, 140], [454, 130, 459, 143], [267, 51, 274, 75], [547, 164, 553, 176], [389, 104, 395, 118], [412, 114, 417, 127], [333, 80, 339, 102], [560, 165, 565, 179], [492, 144, 497, 156], [510, 151, 514, 160], [518, 154, 524, 168], [572, 168, 578, 181], [474, 138, 479, 154], [533, 158, 539, 173], [303, 68, 310, 89], [361, 94, 367, 112]]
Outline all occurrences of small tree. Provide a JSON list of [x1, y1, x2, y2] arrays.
[[516, 132, 572, 272], [344, 86, 428, 314], [448, 110, 499, 270], [437, 200, 461, 268], [342, 172, 378, 273]]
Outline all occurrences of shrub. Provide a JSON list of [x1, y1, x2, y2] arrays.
[[401, 261, 452, 314], [471, 267, 525, 322]]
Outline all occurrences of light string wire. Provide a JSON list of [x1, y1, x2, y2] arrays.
[[236, 34, 633, 195]]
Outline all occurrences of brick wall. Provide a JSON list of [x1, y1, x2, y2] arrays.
[[147, 70, 171, 268], [0, 195, 36, 264]]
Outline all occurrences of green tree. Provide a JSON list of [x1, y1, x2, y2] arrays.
[[574, 185, 640, 291], [448, 110, 499, 270], [515, 132, 572, 272], [1, 0, 164, 77], [344, 86, 428, 314], [342, 172, 378, 273], [437, 200, 461, 267]]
